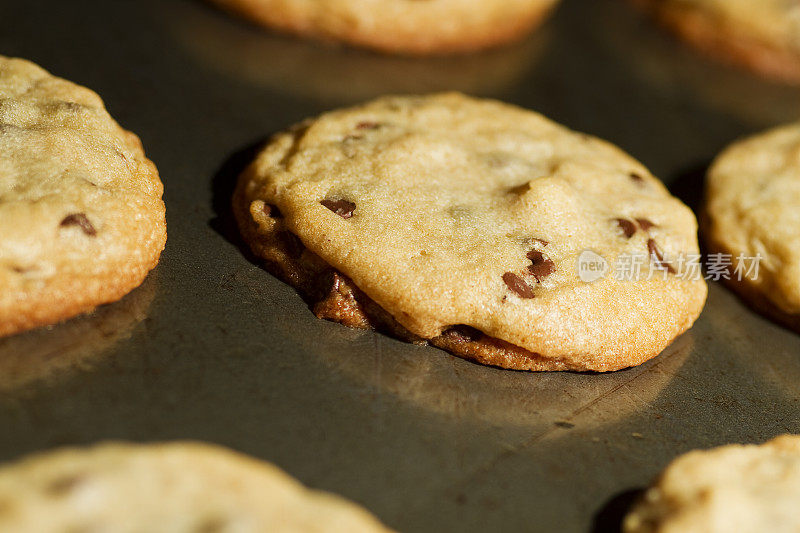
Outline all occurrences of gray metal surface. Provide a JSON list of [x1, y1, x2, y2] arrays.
[[2, 0, 800, 531]]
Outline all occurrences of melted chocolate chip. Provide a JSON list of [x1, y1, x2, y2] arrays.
[[447, 325, 484, 342], [60, 213, 96, 236], [636, 218, 656, 231], [263, 204, 283, 218], [502, 272, 536, 299], [629, 172, 645, 183], [647, 239, 675, 274], [321, 199, 356, 219], [615, 218, 637, 238], [280, 231, 305, 257], [526, 250, 555, 282]]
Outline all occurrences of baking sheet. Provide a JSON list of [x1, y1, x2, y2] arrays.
[[2, 0, 800, 531]]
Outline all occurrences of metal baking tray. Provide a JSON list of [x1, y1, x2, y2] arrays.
[[2, 0, 800, 531]]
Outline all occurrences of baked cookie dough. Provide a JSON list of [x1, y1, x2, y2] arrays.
[[0, 442, 390, 532], [624, 435, 800, 533], [0, 56, 166, 337], [705, 123, 800, 332], [632, 0, 800, 84], [207, 0, 561, 55], [234, 93, 707, 372]]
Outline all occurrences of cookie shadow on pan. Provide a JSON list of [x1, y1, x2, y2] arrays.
[[591, 488, 645, 533], [209, 138, 270, 263], [0, 273, 157, 394], [300, 323, 694, 429], [667, 162, 711, 216], [159, 0, 553, 105], [588, 0, 800, 128]]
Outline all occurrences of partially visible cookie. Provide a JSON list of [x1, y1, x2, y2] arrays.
[[207, 0, 561, 55], [0, 442, 391, 532], [234, 93, 707, 372], [624, 435, 800, 533], [632, 0, 800, 84], [0, 56, 166, 337], [704, 123, 800, 332]]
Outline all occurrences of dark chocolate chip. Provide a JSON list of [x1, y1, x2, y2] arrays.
[[647, 238, 675, 274], [636, 218, 656, 231], [502, 272, 536, 299], [526, 250, 555, 282], [615, 218, 636, 238], [321, 199, 356, 219], [60, 213, 96, 236], [447, 325, 484, 342]]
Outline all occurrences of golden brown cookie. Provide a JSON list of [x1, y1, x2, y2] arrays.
[[207, 0, 561, 55], [234, 93, 707, 372], [0, 442, 391, 532], [704, 122, 800, 332], [624, 435, 800, 533], [632, 0, 800, 84], [0, 56, 166, 337]]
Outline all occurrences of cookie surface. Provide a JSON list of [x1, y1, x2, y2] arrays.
[[0, 56, 166, 337], [0, 442, 390, 532], [633, 0, 800, 84], [624, 435, 800, 533], [705, 123, 800, 331], [207, 0, 560, 55], [234, 93, 707, 372]]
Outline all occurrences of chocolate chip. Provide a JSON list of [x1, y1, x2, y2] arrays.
[[647, 239, 675, 274], [263, 204, 283, 218], [526, 250, 555, 282], [532, 238, 549, 247], [447, 325, 484, 342], [502, 272, 535, 299], [321, 199, 356, 219], [636, 218, 656, 231], [60, 213, 96, 236], [615, 218, 636, 238], [629, 172, 644, 183], [356, 121, 380, 130]]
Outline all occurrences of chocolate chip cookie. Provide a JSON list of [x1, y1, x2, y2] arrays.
[[632, 0, 800, 84], [624, 435, 800, 533], [0, 442, 391, 532], [234, 93, 707, 372], [207, 0, 561, 55], [0, 56, 166, 337], [705, 122, 800, 332]]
